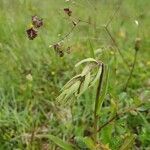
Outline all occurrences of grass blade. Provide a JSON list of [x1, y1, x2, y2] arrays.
[[119, 134, 136, 150], [48, 134, 74, 150]]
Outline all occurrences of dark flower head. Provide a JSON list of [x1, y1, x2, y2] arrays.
[[64, 8, 72, 16], [53, 43, 60, 52], [26, 27, 38, 40], [32, 15, 43, 28], [59, 50, 64, 57], [53, 43, 64, 57]]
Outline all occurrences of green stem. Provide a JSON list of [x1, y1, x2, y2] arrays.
[[94, 63, 104, 142]]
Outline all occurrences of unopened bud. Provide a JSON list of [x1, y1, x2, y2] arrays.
[[135, 38, 141, 51]]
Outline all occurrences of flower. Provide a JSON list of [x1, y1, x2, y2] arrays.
[[64, 8, 72, 16], [53, 43, 64, 57], [26, 74, 33, 81], [26, 27, 38, 40], [32, 15, 43, 28]]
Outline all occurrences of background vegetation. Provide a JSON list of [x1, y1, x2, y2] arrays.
[[0, 0, 149, 149]]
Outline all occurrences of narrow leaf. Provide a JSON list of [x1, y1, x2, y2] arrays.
[[81, 65, 91, 77], [90, 66, 102, 87], [75, 58, 97, 67], [61, 74, 81, 91], [82, 137, 96, 150], [64, 81, 81, 100], [78, 72, 91, 96], [48, 134, 74, 150], [119, 134, 136, 150]]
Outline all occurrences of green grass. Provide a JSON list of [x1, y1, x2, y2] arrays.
[[0, 0, 150, 149]]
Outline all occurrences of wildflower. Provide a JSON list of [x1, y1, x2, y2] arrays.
[[26, 15, 43, 40], [26, 27, 38, 40], [32, 15, 43, 28], [53, 43, 61, 52], [26, 74, 33, 81], [134, 20, 139, 26], [64, 8, 72, 16], [53, 43, 64, 57]]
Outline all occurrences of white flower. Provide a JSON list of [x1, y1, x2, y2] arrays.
[[26, 74, 33, 81], [135, 20, 139, 26]]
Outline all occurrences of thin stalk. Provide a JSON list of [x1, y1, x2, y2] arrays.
[[124, 49, 138, 91], [49, 20, 80, 47], [97, 103, 143, 133], [104, 26, 129, 69], [94, 63, 104, 142]]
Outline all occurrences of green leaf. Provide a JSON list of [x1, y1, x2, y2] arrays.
[[48, 134, 74, 150], [119, 134, 136, 150], [75, 136, 96, 150], [90, 66, 102, 87], [64, 81, 81, 100], [82, 137, 96, 150], [57, 81, 81, 102], [78, 72, 91, 96], [75, 58, 97, 67], [81, 65, 91, 77], [61, 74, 81, 91], [57, 90, 68, 103]]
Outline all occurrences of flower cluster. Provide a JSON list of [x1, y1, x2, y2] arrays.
[[52, 43, 71, 57], [26, 15, 43, 40]]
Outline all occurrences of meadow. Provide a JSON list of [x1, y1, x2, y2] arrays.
[[0, 0, 150, 149]]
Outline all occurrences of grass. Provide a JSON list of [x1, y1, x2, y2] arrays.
[[0, 0, 150, 149]]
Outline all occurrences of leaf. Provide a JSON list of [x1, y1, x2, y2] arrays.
[[139, 113, 150, 129], [48, 134, 74, 150], [57, 90, 70, 103], [75, 58, 97, 68], [61, 74, 81, 91], [96, 65, 109, 115], [119, 134, 136, 150], [78, 72, 91, 96], [64, 81, 81, 100], [90, 66, 102, 87], [57, 91, 67, 102], [57, 81, 81, 102], [101, 125, 113, 145], [81, 65, 91, 77], [81, 137, 96, 150]]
